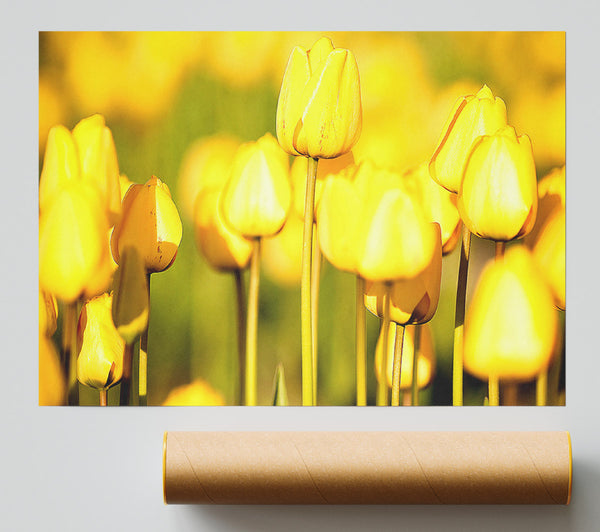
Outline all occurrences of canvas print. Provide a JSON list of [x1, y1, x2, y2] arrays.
[[38, 31, 565, 406]]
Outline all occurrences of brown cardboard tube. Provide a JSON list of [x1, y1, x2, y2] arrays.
[[163, 431, 572, 505]]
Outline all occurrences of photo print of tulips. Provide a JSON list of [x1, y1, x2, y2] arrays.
[[38, 31, 565, 406]]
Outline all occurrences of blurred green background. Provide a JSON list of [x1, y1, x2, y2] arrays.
[[39, 31, 565, 406]]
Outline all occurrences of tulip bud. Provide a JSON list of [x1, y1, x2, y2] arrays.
[[276, 36, 362, 159], [220, 133, 291, 238], [290, 151, 355, 221], [111, 176, 183, 273], [375, 323, 436, 390], [463, 246, 558, 382], [119, 174, 134, 201], [525, 166, 565, 310], [111, 246, 149, 345], [77, 293, 124, 390], [162, 379, 226, 406], [39, 336, 66, 406], [401, 162, 462, 255], [262, 215, 304, 286], [72, 114, 122, 224], [364, 223, 442, 324], [177, 134, 241, 221], [39, 289, 58, 337], [39, 181, 110, 303], [458, 125, 537, 241], [194, 187, 253, 272], [39, 125, 80, 213], [318, 160, 437, 281], [430, 85, 507, 193]]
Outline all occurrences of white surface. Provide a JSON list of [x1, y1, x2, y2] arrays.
[[2, 1, 599, 531]]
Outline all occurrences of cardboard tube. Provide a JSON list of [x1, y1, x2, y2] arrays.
[[163, 431, 572, 505]]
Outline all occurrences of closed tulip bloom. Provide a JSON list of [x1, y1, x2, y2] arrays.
[[364, 223, 442, 324], [318, 161, 437, 281], [162, 378, 226, 406], [262, 215, 304, 286], [39, 181, 110, 303], [290, 151, 355, 221], [39, 125, 80, 212], [77, 293, 124, 390], [72, 114, 121, 224], [194, 187, 253, 271], [430, 85, 507, 193], [220, 133, 291, 238], [111, 176, 183, 273], [39, 289, 58, 337], [119, 174, 134, 201], [458, 125, 538, 241], [401, 162, 462, 255], [177, 134, 241, 221], [39, 336, 66, 406], [375, 323, 436, 390], [111, 246, 149, 345], [276, 36, 362, 159], [464, 246, 558, 382]]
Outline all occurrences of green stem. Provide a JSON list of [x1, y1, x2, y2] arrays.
[[411, 325, 421, 407], [245, 238, 261, 406], [301, 157, 318, 406], [138, 273, 151, 407], [64, 300, 80, 406], [453, 225, 471, 406], [355, 276, 367, 406], [536, 370, 548, 406], [234, 269, 247, 406], [489, 374, 499, 406], [376, 283, 391, 406], [120, 343, 134, 406], [391, 323, 405, 406], [311, 225, 320, 405], [100, 389, 108, 406]]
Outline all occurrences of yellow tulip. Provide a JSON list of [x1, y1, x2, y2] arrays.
[[71, 114, 121, 224], [119, 174, 135, 201], [463, 246, 558, 382], [290, 151, 355, 221], [111, 176, 183, 273], [317, 160, 436, 281], [220, 133, 291, 238], [401, 162, 462, 255], [39, 125, 80, 213], [429, 85, 507, 193], [177, 134, 241, 221], [111, 246, 149, 345], [262, 215, 304, 286], [162, 378, 226, 406], [276, 36, 362, 159], [194, 187, 253, 272], [525, 166, 565, 310], [458, 125, 538, 241], [39, 336, 66, 406], [364, 223, 442, 324], [77, 293, 124, 390], [39, 289, 58, 337], [39, 181, 110, 303], [375, 323, 436, 391]]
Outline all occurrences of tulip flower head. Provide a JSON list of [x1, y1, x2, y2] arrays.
[[111, 176, 183, 273], [39, 336, 66, 406], [458, 125, 538, 241], [39, 181, 110, 303], [162, 378, 226, 406], [401, 162, 462, 255], [317, 160, 437, 281], [463, 246, 558, 382], [375, 323, 436, 390], [364, 223, 442, 325], [276, 36, 362, 159], [220, 133, 291, 238], [39, 289, 58, 337], [77, 293, 125, 391], [430, 85, 507, 193], [194, 187, 253, 272]]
